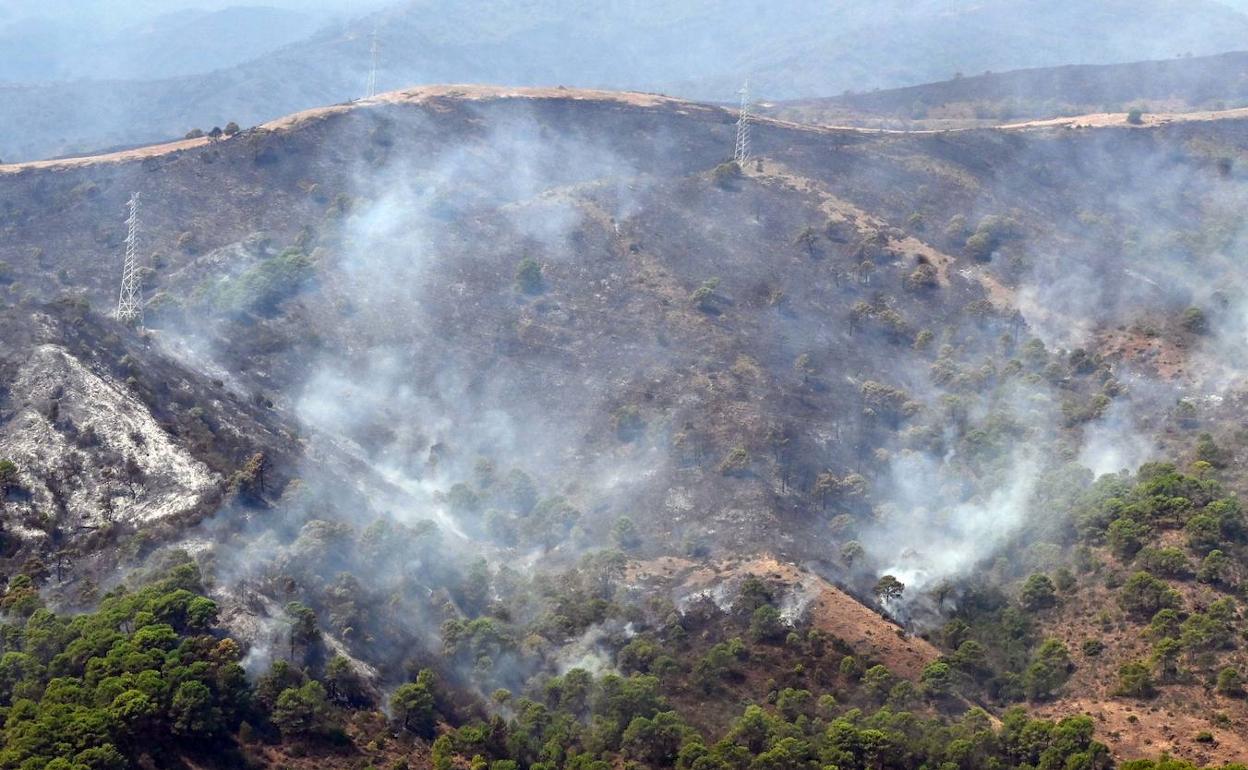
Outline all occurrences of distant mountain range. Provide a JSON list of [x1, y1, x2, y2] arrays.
[[763, 51, 1248, 127], [7, 8, 323, 83], [6, 0, 1248, 162], [0, 4, 340, 83]]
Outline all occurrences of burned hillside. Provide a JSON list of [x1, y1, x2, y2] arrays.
[[2, 86, 1248, 767]]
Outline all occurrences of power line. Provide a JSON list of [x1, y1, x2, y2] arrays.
[[116, 192, 144, 326]]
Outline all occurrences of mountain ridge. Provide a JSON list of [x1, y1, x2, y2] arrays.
[[8, 0, 1248, 162]]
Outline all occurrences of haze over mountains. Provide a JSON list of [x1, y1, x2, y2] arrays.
[[762, 50, 1248, 129], [0, 1, 387, 82], [8, 0, 1248, 162]]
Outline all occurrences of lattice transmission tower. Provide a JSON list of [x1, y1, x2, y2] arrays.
[[115, 193, 144, 326], [366, 26, 380, 98], [733, 80, 752, 165]]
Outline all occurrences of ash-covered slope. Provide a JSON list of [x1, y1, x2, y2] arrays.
[[1, 342, 216, 532]]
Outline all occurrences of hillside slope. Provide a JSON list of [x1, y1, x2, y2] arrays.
[[3, 86, 1248, 766]]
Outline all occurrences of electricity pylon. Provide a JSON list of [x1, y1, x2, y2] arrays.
[[367, 26, 380, 98], [116, 193, 143, 326], [734, 80, 752, 165]]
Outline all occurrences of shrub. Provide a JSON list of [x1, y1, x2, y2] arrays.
[[177, 230, 198, 252], [1197, 550, 1233, 585], [1115, 661, 1155, 698], [749, 605, 787, 644], [873, 575, 904, 602], [391, 678, 438, 737], [712, 161, 741, 189], [1194, 433, 1225, 467], [794, 226, 820, 258], [1181, 306, 1208, 334], [515, 257, 544, 294], [273, 681, 334, 738], [1024, 639, 1073, 700], [1185, 513, 1222, 554], [913, 329, 935, 351], [718, 446, 749, 476], [920, 661, 954, 698], [1136, 547, 1190, 579], [0, 459, 18, 493], [862, 664, 894, 701], [1118, 572, 1180, 619], [1107, 517, 1147, 560], [944, 214, 970, 243], [1147, 609, 1181, 641], [860, 381, 918, 420], [964, 215, 1021, 262], [775, 688, 812, 720], [203, 247, 314, 315], [792, 353, 816, 383], [693, 639, 747, 691], [621, 711, 688, 765], [1215, 667, 1244, 697], [1054, 568, 1077, 592], [617, 638, 660, 674], [690, 278, 720, 312], [1019, 574, 1057, 610], [905, 263, 939, 291], [965, 231, 995, 261], [1127, 108, 1144, 125], [611, 516, 641, 551], [611, 405, 645, 441], [1178, 602, 1237, 651]]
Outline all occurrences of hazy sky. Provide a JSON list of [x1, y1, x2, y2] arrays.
[[1, 0, 386, 17], [0, 0, 390, 32], [0, 1, 392, 83]]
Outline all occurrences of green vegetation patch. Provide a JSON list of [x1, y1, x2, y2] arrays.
[[199, 247, 316, 315]]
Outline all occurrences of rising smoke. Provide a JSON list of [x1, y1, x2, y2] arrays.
[[149, 100, 697, 693], [852, 119, 1248, 622]]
